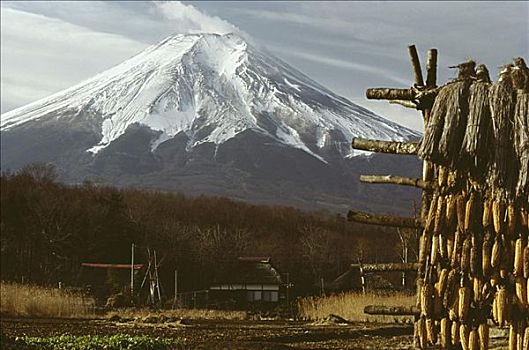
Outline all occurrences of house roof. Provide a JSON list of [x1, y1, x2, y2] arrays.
[[81, 263, 144, 270], [211, 257, 282, 286]]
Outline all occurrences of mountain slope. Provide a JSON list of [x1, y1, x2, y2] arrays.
[[1, 33, 421, 214]]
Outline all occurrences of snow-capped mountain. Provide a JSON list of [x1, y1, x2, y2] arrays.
[[1, 33, 421, 213]]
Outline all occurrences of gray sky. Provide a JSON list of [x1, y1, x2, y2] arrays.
[[1, 1, 527, 131]]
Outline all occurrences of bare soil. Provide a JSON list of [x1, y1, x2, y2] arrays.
[[0, 317, 509, 349]]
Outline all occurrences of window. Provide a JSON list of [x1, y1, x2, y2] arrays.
[[263, 291, 278, 302], [247, 290, 262, 302]]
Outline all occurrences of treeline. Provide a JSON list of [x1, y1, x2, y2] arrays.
[[0, 164, 415, 296]]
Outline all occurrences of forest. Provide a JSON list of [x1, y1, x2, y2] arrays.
[[0, 163, 414, 299]]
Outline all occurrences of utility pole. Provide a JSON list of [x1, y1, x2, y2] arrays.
[[173, 270, 178, 309], [130, 243, 135, 298]]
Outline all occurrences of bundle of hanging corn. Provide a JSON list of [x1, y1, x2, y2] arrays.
[[419, 61, 475, 167], [414, 59, 529, 350], [419, 84, 449, 164], [489, 64, 516, 203], [512, 58, 529, 206], [460, 64, 493, 180]]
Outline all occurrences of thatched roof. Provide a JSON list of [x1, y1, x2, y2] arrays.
[[211, 257, 283, 286]]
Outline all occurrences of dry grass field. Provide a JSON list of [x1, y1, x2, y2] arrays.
[[0, 282, 95, 318], [107, 307, 247, 321], [297, 291, 415, 322]]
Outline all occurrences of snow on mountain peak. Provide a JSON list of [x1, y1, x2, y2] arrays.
[[1, 32, 418, 160]]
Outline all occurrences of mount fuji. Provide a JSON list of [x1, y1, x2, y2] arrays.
[[1, 33, 421, 213]]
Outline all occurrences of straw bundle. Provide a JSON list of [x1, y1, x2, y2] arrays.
[[461, 65, 492, 179], [438, 80, 472, 168], [513, 58, 529, 202], [490, 65, 516, 199], [419, 85, 448, 163]]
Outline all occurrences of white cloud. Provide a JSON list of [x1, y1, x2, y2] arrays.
[[0, 8, 147, 113], [269, 45, 410, 86], [153, 1, 239, 35]]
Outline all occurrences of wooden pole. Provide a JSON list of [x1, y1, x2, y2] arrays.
[[173, 269, 178, 309], [154, 250, 161, 305], [130, 243, 134, 298], [426, 49, 438, 88], [352, 137, 419, 155], [347, 210, 422, 228], [359, 175, 433, 190], [408, 45, 424, 87], [359, 261, 366, 295]]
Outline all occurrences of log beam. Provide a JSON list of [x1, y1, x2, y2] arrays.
[[364, 304, 419, 316], [347, 210, 422, 228], [352, 137, 419, 155], [359, 175, 433, 190], [389, 99, 418, 109], [350, 262, 420, 272], [366, 88, 415, 101]]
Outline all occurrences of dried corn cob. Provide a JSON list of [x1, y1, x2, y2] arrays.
[[461, 237, 472, 273], [440, 317, 451, 349], [421, 282, 434, 317], [478, 323, 489, 350], [446, 194, 457, 230], [465, 192, 478, 232], [458, 283, 471, 321], [431, 234, 441, 266], [460, 323, 470, 350], [473, 276, 483, 304], [438, 165, 448, 188], [451, 229, 463, 269], [437, 268, 449, 298], [426, 195, 438, 233], [508, 203, 516, 235], [515, 276, 527, 307], [469, 329, 479, 350], [491, 236, 502, 268], [516, 321, 524, 350], [483, 198, 493, 228], [493, 199, 506, 235], [483, 232, 493, 276], [419, 232, 430, 266], [496, 286, 509, 327], [435, 195, 447, 234], [444, 269, 459, 309], [447, 233, 455, 261], [457, 193, 468, 232], [440, 233, 449, 260], [451, 320, 460, 347], [523, 244, 529, 278], [426, 318, 438, 345], [515, 237, 525, 277], [510, 323, 517, 350]]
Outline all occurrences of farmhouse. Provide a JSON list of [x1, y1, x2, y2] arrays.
[[209, 257, 284, 308]]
